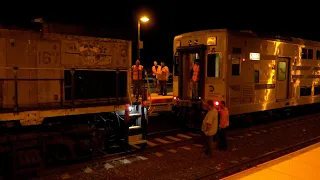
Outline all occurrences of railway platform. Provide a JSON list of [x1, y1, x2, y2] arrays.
[[223, 142, 320, 180], [148, 92, 173, 104]]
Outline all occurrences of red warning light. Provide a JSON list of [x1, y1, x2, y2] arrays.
[[214, 101, 219, 106]]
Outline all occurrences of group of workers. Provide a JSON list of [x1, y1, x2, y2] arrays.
[[131, 59, 169, 99], [190, 58, 229, 157], [202, 99, 229, 157]]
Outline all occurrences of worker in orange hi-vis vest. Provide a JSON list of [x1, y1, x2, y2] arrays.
[[190, 59, 200, 99], [132, 60, 144, 99], [158, 61, 169, 96], [152, 61, 160, 93]]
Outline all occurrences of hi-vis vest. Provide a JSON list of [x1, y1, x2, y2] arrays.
[[132, 65, 143, 80], [158, 66, 169, 81], [219, 108, 229, 128], [192, 64, 199, 82], [152, 65, 159, 77]]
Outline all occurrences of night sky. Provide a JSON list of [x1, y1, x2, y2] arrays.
[[0, 1, 318, 70]]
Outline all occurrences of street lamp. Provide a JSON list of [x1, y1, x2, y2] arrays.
[[137, 16, 149, 59]]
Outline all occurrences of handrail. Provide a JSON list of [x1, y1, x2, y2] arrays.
[[144, 72, 152, 111], [1, 67, 131, 113]]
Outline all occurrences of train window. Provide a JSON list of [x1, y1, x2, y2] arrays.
[[300, 86, 311, 96], [231, 57, 240, 76], [317, 50, 320, 60], [232, 47, 242, 54], [301, 48, 307, 59], [64, 70, 128, 100], [301, 48, 313, 60], [314, 86, 320, 95], [206, 53, 220, 77], [277, 61, 287, 81], [254, 70, 259, 83], [308, 49, 313, 59]]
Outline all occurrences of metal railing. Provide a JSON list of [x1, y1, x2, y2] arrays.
[[0, 67, 130, 113]]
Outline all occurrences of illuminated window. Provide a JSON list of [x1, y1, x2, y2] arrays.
[[254, 70, 259, 83], [206, 53, 220, 77], [250, 53, 260, 60], [277, 61, 287, 81], [301, 48, 313, 60]]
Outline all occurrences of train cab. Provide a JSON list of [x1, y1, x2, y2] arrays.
[[172, 30, 227, 116]]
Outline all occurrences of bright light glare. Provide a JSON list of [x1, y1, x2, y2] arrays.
[[140, 16, 149, 22], [128, 106, 133, 111], [214, 101, 219, 106], [173, 97, 177, 100]]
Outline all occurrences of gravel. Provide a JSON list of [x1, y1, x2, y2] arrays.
[[41, 117, 320, 180]]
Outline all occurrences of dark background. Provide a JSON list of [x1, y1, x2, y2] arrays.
[[0, 1, 317, 70]]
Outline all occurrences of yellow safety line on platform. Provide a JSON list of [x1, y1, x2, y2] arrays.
[[177, 134, 192, 139], [166, 136, 181, 141], [154, 138, 170, 144], [146, 140, 157, 147]]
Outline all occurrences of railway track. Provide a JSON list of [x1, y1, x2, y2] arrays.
[[34, 112, 320, 180], [1, 109, 319, 179], [37, 131, 203, 178], [34, 111, 320, 180]]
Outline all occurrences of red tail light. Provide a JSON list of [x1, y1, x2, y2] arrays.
[[125, 104, 132, 112]]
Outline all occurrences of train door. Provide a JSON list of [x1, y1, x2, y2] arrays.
[[275, 58, 290, 100], [176, 45, 207, 100]]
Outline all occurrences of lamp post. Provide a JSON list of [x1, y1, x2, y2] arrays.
[[137, 16, 149, 60]]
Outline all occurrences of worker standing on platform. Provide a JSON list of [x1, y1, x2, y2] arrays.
[[191, 59, 200, 99], [152, 61, 159, 94], [158, 61, 169, 96], [132, 60, 144, 99], [201, 100, 218, 157], [217, 101, 229, 151]]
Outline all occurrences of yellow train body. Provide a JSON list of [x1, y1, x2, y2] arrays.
[[173, 29, 320, 115]]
